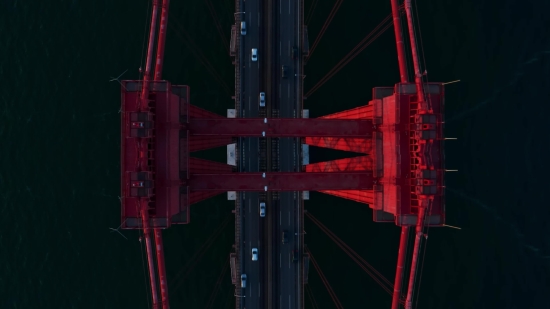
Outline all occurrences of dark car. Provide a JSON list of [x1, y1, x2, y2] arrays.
[[291, 250, 299, 262], [291, 46, 299, 59], [281, 65, 288, 78], [282, 231, 289, 244]]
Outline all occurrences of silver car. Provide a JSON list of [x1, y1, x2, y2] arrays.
[[252, 248, 258, 261], [251, 48, 258, 61], [241, 274, 247, 288], [259, 92, 266, 107], [240, 21, 246, 35], [259, 202, 266, 217]]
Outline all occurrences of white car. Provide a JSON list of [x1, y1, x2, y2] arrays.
[[240, 21, 246, 35], [241, 274, 247, 288], [252, 248, 258, 261], [259, 92, 266, 107], [251, 48, 258, 61], [259, 202, 266, 217]]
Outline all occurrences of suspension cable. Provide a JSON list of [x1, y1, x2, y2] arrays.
[[203, 0, 229, 52], [307, 212, 394, 295], [307, 0, 344, 61], [305, 0, 320, 25], [306, 247, 344, 309], [169, 16, 231, 96], [137, 202, 152, 309], [306, 8, 401, 98], [306, 284, 320, 309], [205, 257, 230, 309], [169, 215, 231, 292]]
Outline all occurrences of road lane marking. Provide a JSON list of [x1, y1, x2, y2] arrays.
[[279, 210, 281, 225], [280, 253, 281, 268], [258, 12, 260, 27], [288, 211, 290, 225], [288, 0, 290, 14], [287, 84, 290, 98]]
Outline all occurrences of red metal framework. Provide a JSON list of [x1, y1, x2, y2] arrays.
[[119, 0, 445, 308]]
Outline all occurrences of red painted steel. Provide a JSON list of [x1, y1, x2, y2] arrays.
[[391, 0, 408, 83], [189, 136, 234, 152], [189, 191, 225, 205], [405, 203, 426, 309], [187, 172, 374, 191], [153, 0, 170, 81], [319, 105, 374, 119], [390, 2, 409, 306], [190, 157, 233, 173], [306, 156, 373, 172], [404, 0, 425, 106], [140, 0, 160, 110], [305, 137, 372, 153], [305, 105, 374, 153], [317, 190, 374, 204], [392, 226, 409, 309], [188, 118, 374, 138], [141, 203, 160, 309], [154, 229, 170, 309], [152, 1, 171, 307], [189, 104, 225, 119], [136, 0, 162, 307]]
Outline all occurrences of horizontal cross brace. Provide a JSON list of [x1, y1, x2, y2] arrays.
[[185, 172, 375, 191], [187, 118, 375, 138]]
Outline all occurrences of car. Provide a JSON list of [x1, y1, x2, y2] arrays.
[[240, 21, 246, 35], [259, 92, 266, 107], [252, 248, 258, 261], [241, 274, 247, 288], [251, 48, 258, 61], [291, 250, 299, 263], [281, 65, 288, 78], [259, 202, 266, 217], [282, 231, 289, 244], [291, 46, 298, 59]]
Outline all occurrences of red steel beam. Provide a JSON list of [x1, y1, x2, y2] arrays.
[[189, 104, 225, 119], [138, 1, 161, 308], [190, 157, 233, 174], [318, 105, 374, 119], [305, 137, 372, 153], [154, 229, 170, 309], [140, 0, 160, 109], [153, 0, 170, 81], [140, 202, 160, 309], [188, 118, 374, 138], [405, 203, 427, 309], [189, 136, 234, 152], [317, 190, 374, 205], [391, 0, 408, 83], [305, 156, 373, 172], [152, 0, 171, 306], [391, 226, 410, 309], [187, 172, 374, 191], [404, 0, 425, 104]]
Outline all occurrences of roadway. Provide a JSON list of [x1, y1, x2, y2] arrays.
[[277, 0, 302, 307], [238, 0, 302, 307], [239, 0, 263, 307]]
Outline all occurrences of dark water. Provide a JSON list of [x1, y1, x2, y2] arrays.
[[1, 0, 548, 308]]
